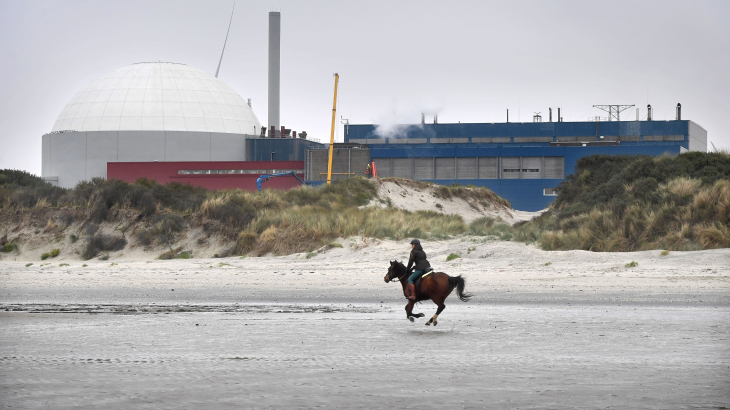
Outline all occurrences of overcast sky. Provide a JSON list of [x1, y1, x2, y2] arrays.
[[1, 0, 729, 175]]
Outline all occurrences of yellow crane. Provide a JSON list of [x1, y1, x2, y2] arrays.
[[326, 73, 339, 184]]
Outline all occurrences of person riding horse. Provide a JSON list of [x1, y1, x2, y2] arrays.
[[406, 239, 431, 300]]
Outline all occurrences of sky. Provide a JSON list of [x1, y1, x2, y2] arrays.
[[1, 0, 729, 175]]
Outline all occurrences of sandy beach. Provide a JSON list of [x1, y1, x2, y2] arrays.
[[1, 239, 729, 409]]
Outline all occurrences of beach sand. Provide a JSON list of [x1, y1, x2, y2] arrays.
[[1, 239, 729, 409]]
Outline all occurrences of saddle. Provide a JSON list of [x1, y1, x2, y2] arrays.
[[413, 267, 434, 289]]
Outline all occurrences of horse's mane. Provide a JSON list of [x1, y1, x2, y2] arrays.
[[392, 260, 407, 270]]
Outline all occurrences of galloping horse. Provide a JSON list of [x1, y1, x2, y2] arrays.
[[384, 260, 472, 325]]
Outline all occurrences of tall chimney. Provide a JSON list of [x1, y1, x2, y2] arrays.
[[557, 107, 561, 122], [421, 113, 425, 124], [676, 103, 681, 120], [434, 115, 438, 124], [647, 104, 652, 121], [268, 11, 281, 137], [549, 108, 552, 122]]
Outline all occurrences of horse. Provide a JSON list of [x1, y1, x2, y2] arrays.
[[384, 260, 472, 325]]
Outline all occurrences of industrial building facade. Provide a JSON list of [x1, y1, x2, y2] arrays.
[[337, 120, 707, 211]]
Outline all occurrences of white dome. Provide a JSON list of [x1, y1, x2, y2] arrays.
[[52, 62, 261, 134]]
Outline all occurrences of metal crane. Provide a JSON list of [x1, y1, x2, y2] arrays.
[[256, 172, 305, 191]]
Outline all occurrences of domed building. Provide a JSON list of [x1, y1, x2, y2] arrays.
[[42, 62, 263, 188]]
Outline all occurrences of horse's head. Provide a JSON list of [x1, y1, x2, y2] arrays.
[[384, 260, 406, 283]]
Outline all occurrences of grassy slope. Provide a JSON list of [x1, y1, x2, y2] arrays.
[[0, 172, 505, 258], [3, 151, 728, 258], [519, 152, 730, 251]]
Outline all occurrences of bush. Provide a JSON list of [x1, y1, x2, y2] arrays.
[[518, 152, 730, 252], [49, 248, 60, 258], [82, 234, 127, 260], [446, 253, 461, 261], [41, 253, 49, 260], [1, 243, 18, 253], [158, 247, 191, 260], [69, 234, 78, 243], [136, 214, 187, 246], [625, 261, 638, 268]]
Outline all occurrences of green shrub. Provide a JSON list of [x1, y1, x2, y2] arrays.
[[59, 263, 70, 267], [329, 242, 343, 248], [25, 263, 32, 267], [1, 243, 18, 253], [49, 248, 60, 258], [660, 250, 669, 256], [446, 253, 461, 261], [41, 253, 49, 260], [69, 234, 78, 243], [625, 261, 638, 268]]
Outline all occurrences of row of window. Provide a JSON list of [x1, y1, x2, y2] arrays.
[[373, 157, 564, 180], [178, 169, 303, 175]]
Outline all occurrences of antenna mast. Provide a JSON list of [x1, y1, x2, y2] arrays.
[[215, 1, 236, 78], [592, 105, 635, 121]]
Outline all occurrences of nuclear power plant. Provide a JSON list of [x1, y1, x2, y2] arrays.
[[40, 10, 708, 211]]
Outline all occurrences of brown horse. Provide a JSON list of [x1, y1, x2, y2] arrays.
[[384, 260, 472, 325]]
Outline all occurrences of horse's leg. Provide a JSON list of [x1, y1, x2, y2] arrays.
[[426, 292, 447, 326], [431, 303, 446, 326], [405, 300, 415, 322]]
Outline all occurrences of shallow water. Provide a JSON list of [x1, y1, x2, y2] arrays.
[[1, 303, 728, 409]]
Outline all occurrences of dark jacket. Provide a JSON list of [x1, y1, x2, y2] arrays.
[[406, 245, 431, 272]]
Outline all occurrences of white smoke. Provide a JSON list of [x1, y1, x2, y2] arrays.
[[372, 100, 443, 139]]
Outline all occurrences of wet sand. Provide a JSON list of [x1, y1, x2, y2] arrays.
[[1, 240, 729, 409]]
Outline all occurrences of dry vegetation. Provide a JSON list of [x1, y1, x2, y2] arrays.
[[481, 151, 730, 251], [2, 151, 728, 259], [0, 172, 499, 258]]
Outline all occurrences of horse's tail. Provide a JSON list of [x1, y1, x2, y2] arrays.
[[448, 275, 473, 302]]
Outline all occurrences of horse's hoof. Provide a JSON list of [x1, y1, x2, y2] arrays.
[[408, 317, 414, 323], [433, 321, 438, 326], [425, 322, 431, 326]]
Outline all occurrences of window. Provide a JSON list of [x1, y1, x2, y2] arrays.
[[543, 188, 558, 196], [178, 169, 303, 175]]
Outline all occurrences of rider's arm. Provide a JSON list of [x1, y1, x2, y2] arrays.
[[406, 251, 415, 271]]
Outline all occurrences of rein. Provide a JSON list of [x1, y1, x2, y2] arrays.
[[388, 264, 409, 283]]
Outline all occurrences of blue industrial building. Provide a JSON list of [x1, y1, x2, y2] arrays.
[[342, 119, 707, 211]]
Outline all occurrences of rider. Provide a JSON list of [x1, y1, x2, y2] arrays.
[[405, 239, 431, 300]]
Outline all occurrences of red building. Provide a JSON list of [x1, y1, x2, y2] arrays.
[[107, 161, 305, 191]]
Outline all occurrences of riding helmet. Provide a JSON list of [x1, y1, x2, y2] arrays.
[[410, 239, 421, 246]]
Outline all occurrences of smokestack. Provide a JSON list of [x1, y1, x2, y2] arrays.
[[636, 107, 639, 121], [557, 107, 561, 122], [549, 108, 552, 122], [676, 103, 681, 120], [647, 104, 652, 121], [268, 11, 281, 137], [434, 115, 438, 124], [421, 113, 425, 124], [507, 109, 509, 123]]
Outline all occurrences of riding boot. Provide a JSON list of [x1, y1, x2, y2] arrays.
[[407, 283, 416, 300]]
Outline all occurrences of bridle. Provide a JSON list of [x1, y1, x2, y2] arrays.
[[385, 263, 408, 283]]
